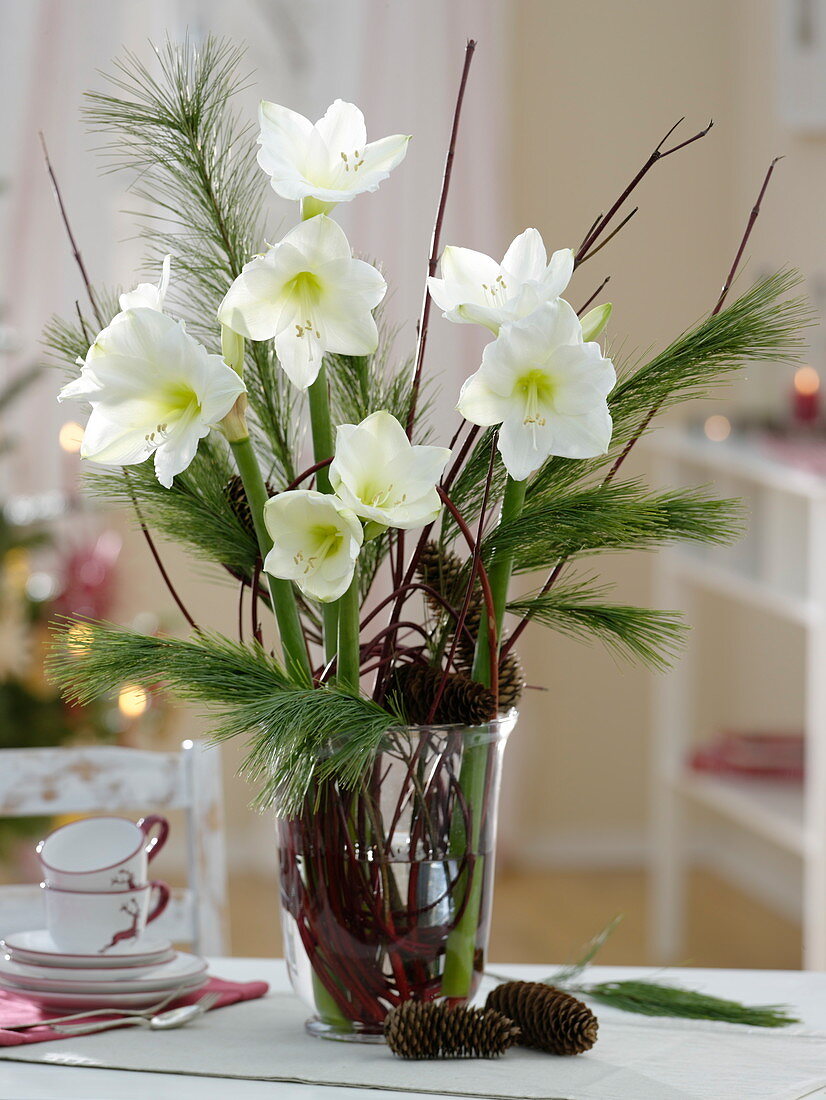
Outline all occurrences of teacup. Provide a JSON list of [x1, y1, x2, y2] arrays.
[[42, 881, 170, 954], [37, 814, 169, 891]]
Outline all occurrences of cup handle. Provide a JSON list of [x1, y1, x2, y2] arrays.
[[138, 814, 169, 863], [146, 880, 170, 925]]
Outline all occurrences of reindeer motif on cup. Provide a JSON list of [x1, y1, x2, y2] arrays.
[[99, 897, 142, 953], [110, 867, 140, 890]]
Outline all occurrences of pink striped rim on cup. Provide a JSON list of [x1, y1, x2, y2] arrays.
[[37, 815, 169, 892]]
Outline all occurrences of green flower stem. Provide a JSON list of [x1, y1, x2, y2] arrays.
[[471, 475, 528, 683], [307, 366, 334, 495], [307, 366, 339, 665], [441, 475, 527, 1000], [336, 567, 360, 696], [230, 435, 311, 685]]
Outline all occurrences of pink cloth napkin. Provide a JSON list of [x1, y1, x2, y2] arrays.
[[0, 975, 269, 1046]]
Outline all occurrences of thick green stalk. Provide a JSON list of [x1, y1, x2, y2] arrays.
[[441, 475, 527, 999], [471, 475, 528, 683], [336, 568, 361, 696], [307, 366, 339, 665], [230, 435, 311, 685]]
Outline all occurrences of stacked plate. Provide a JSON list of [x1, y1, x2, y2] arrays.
[[0, 930, 208, 1008]]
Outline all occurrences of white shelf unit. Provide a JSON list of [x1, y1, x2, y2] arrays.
[[648, 428, 826, 969]]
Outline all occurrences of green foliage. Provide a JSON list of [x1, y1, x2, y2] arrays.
[[534, 915, 799, 1027], [85, 438, 258, 581], [507, 580, 686, 670], [489, 480, 742, 574], [611, 269, 811, 438], [525, 270, 812, 502], [577, 980, 798, 1027], [48, 621, 397, 812], [83, 35, 298, 486]]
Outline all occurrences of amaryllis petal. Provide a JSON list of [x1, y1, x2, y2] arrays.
[[257, 98, 409, 209], [329, 411, 450, 530], [118, 254, 172, 313], [501, 228, 548, 283], [430, 230, 575, 335], [217, 216, 386, 390], [457, 302, 615, 481], [58, 307, 246, 488], [263, 489, 363, 603]]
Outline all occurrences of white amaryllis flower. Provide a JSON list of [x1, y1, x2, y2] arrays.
[[329, 410, 450, 530], [217, 215, 386, 390], [257, 98, 410, 213], [457, 300, 615, 481], [263, 489, 363, 603], [58, 308, 246, 489], [428, 229, 574, 335], [118, 255, 172, 312]]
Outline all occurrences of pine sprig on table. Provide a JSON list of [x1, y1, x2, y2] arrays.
[[575, 980, 799, 1028], [525, 916, 801, 1028]]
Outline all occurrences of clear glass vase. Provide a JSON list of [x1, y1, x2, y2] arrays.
[[277, 711, 516, 1041]]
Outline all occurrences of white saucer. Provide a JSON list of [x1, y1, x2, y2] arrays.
[[0, 952, 207, 993], [2, 930, 173, 968], [0, 974, 209, 1009]]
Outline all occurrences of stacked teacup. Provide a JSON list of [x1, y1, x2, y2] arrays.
[[37, 815, 170, 955]]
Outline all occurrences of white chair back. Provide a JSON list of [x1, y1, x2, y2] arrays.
[[0, 740, 229, 954]]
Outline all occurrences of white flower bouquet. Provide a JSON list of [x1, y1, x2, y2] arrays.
[[48, 38, 808, 1035]]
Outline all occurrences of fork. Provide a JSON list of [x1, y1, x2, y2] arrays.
[[4, 986, 184, 1031], [51, 991, 220, 1037]]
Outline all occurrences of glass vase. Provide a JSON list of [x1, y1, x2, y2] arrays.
[[277, 711, 516, 1041]]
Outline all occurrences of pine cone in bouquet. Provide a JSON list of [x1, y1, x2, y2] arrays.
[[417, 541, 469, 616], [416, 542, 525, 709], [390, 664, 496, 726], [224, 474, 278, 538], [384, 1001, 520, 1059]]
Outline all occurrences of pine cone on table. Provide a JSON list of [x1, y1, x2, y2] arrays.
[[486, 981, 598, 1055], [384, 1001, 520, 1059]]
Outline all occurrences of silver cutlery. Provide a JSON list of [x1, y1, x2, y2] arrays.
[[51, 991, 220, 1037], [4, 986, 185, 1031]]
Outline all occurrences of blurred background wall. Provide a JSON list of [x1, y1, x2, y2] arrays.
[[1, 0, 821, 965]]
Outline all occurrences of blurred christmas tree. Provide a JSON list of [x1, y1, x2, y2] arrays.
[[0, 340, 168, 855]]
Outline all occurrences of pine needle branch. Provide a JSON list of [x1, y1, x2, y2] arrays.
[[83, 35, 299, 485], [489, 481, 743, 574], [507, 582, 686, 670], [574, 980, 799, 1028], [47, 620, 396, 813]]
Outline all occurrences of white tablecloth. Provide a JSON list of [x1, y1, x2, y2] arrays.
[[0, 959, 825, 1100]]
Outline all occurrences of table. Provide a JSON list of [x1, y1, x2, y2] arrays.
[[1, 960, 825, 1099]]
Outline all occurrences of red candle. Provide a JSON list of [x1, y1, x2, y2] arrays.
[[793, 366, 820, 424]]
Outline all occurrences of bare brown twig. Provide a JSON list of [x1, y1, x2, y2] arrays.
[[40, 133, 105, 329], [575, 118, 713, 265], [427, 432, 498, 722], [501, 154, 780, 660], [44, 133, 202, 634], [406, 39, 476, 438], [577, 276, 611, 316]]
